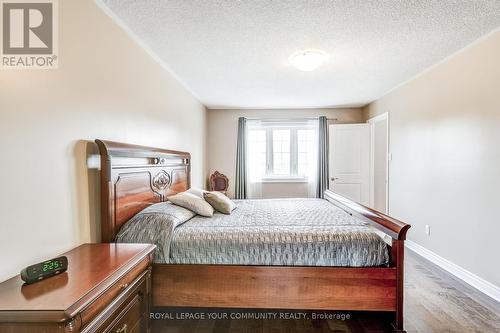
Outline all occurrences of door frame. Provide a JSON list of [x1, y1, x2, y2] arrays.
[[367, 112, 390, 214]]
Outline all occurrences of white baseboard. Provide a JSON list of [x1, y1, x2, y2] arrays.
[[405, 240, 500, 302]]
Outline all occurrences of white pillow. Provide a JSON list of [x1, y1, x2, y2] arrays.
[[168, 192, 214, 217], [203, 191, 236, 214], [185, 187, 207, 199]]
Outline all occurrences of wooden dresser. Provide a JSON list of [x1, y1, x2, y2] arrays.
[[0, 243, 155, 333]]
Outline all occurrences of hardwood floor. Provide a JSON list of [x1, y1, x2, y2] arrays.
[[152, 250, 500, 333]]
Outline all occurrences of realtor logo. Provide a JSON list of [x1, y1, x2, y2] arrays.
[[1, 0, 58, 69]]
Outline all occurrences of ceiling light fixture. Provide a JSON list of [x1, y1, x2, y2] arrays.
[[289, 49, 329, 71]]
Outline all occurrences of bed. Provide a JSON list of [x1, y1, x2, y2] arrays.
[[95, 139, 411, 332]]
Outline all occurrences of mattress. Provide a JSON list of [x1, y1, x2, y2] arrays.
[[116, 198, 389, 267]]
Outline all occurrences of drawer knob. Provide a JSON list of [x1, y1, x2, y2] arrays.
[[116, 323, 127, 333], [120, 283, 128, 289]]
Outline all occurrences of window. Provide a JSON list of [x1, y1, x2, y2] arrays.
[[247, 120, 317, 181], [272, 129, 291, 175], [248, 129, 266, 181], [297, 129, 316, 177]]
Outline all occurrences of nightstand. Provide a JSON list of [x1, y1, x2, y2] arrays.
[[0, 243, 155, 333]]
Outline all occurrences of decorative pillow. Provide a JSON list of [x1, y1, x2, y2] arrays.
[[168, 192, 214, 217], [115, 202, 196, 263], [185, 187, 206, 199], [203, 191, 236, 214]]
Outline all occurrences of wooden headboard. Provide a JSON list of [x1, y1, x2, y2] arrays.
[[95, 139, 191, 242]]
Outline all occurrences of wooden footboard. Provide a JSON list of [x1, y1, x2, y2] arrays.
[[152, 265, 397, 311], [325, 190, 410, 332]]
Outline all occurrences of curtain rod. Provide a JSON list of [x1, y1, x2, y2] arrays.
[[244, 117, 338, 121]]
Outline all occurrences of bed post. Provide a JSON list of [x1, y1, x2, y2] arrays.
[[392, 239, 405, 332], [95, 139, 114, 243]]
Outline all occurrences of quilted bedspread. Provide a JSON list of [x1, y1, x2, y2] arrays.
[[116, 198, 389, 267]]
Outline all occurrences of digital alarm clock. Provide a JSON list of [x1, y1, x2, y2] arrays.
[[20, 256, 68, 284]]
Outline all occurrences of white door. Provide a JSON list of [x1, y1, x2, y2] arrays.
[[329, 124, 371, 205]]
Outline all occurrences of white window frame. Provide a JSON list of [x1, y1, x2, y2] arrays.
[[258, 127, 310, 182]]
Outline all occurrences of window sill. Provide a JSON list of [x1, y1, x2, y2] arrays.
[[260, 177, 309, 184]]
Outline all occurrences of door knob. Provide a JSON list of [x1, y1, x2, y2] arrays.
[[331, 177, 339, 181]]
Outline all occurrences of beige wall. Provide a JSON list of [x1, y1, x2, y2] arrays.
[[0, 0, 206, 282], [207, 108, 364, 198], [364, 31, 500, 287]]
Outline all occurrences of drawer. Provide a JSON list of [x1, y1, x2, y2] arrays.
[[80, 258, 150, 329], [82, 269, 150, 333], [106, 294, 143, 333]]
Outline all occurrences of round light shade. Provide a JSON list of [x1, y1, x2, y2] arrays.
[[289, 49, 329, 71]]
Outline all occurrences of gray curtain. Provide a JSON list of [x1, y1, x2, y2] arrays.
[[316, 116, 329, 198], [235, 117, 248, 199]]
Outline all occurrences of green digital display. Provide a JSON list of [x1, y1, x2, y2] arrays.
[[42, 260, 61, 272], [21, 255, 68, 284]]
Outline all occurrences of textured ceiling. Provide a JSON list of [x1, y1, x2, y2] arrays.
[[100, 0, 500, 109]]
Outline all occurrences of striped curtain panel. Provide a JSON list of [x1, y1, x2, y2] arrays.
[[316, 116, 329, 198], [235, 117, 248, 199]]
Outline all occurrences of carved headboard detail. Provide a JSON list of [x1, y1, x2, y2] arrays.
[[95, 139, 191, 242]]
